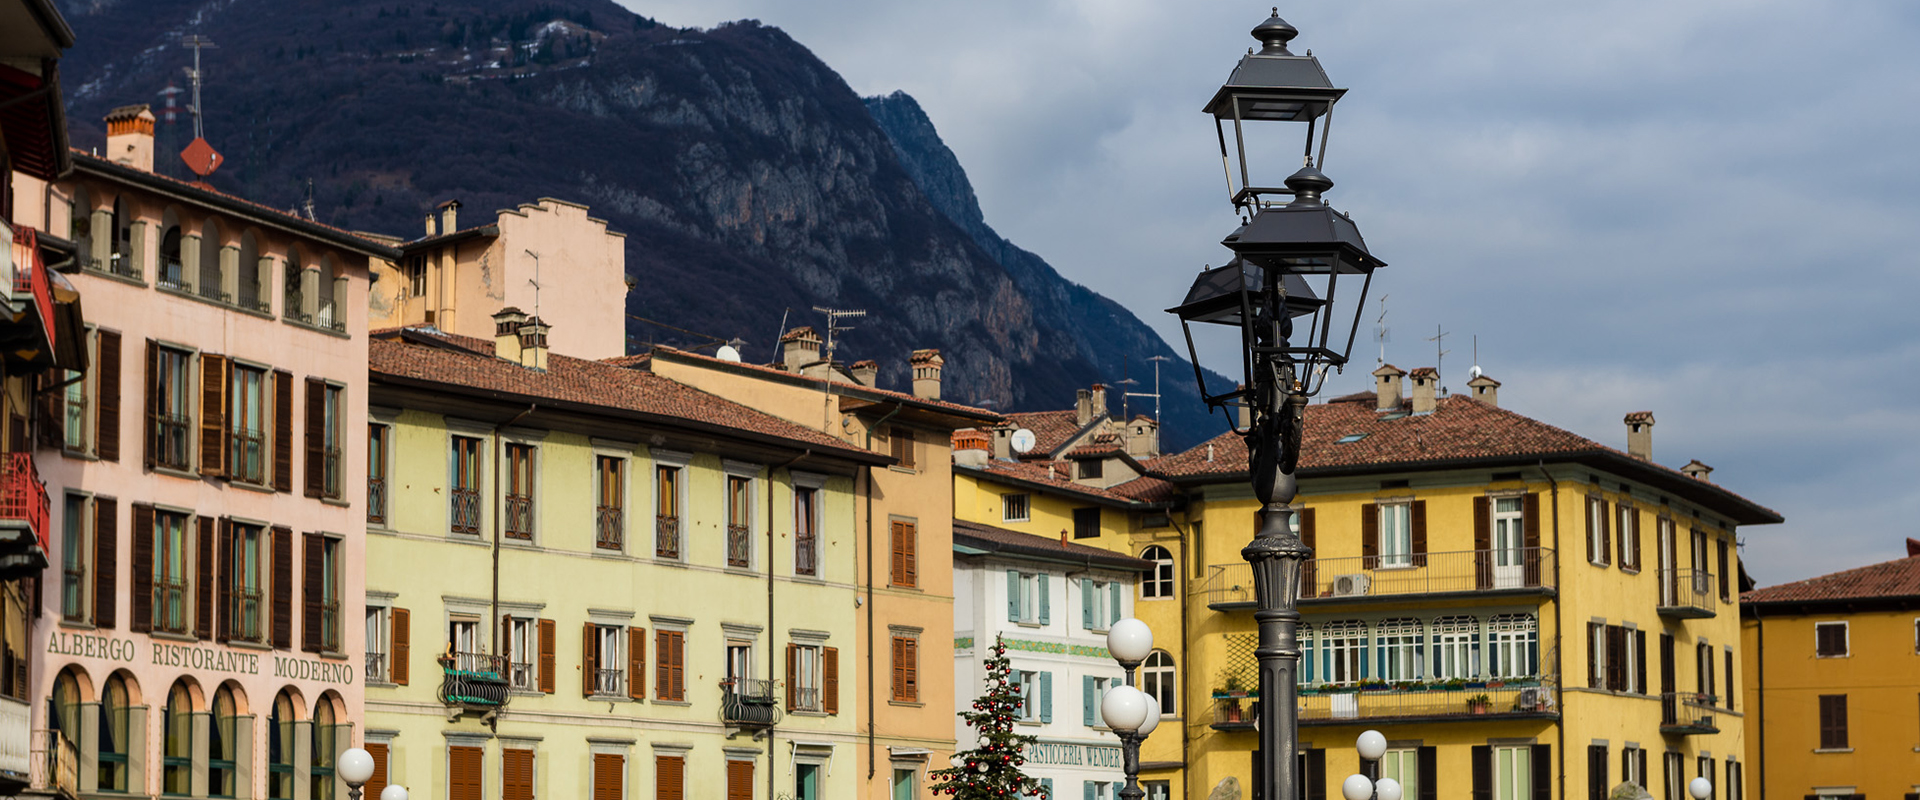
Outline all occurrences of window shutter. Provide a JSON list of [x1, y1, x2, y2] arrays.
[[786, 643, 798, 710], [671, 630, 686, 700], [1599, 499, 1612, 565], [1470, 745, 1492, 800], [1523, 493, 1543, 585], [1081, 579, 1094, 629], [1300, 507, 1318, 596], [365, 742, 389, 799], [1037, 574, 1050, 625], [537, 619, 555, 694], [1473, 496, 1492, 590], [591, 753, 622, 800], [93, 498, 117, 629], [903, 638, 918, 701], [1360, 503, 1379, 569], [303, 378, 325, 497], [130, 504, 153, 633], [1110, 581, 1122, 626], [1608, 626, 1627, 691], [1083, 676, 1097, 725], [823, 647, 839, 715], [656, 756, 684, 800], [1630, 511, 1642, 570], [215, 519, 232, 642], [1007, 570, 1020, 622], [37, 373, 61, 449], [1635, 629, 1648, 695], [391, 608, 409, 685], [448, 746, 483, 800], [300, 533, 321, 652], [1417, 746, 1437, 800], [1724, 651, 1734, 710], [1531, 745, 1552, 800], [584, 622, 598, 697], [629, 627, 645, 699], [1304, 748, 1326, 800], [271, 369, 292, 493], [1084, 781, 1096, 800], [1038, 670, 1052, 723], [1637, 750, 1647, 790], [725, 760, 753, 800], [1717, 539, 1731, 602], [499, 615, 512, 666], [270, 525, 292, 649], [502, 749, 534, 800], [195, 516, 214, 639], [141, 340, 157, 467], [891, 637, 905, 701], [199, 354, 226, 477], [901, 521, 916, 587], [1588, 746, 1607, 800], [1410, 500, 1428, 567], [96, 329, 121, 462]]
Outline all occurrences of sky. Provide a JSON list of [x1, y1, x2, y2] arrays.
[[624, 0, 1920, 587]]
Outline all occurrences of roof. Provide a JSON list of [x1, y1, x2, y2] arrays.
[[1148, 393, 1781, 525], [400, 223, 500, 251], [952, 520, 1155, 572], [642, 346, 1001, 423], [956, 458, 1176, 509], [1742, 549, 1920, 608], [1002, 409, 1095, 457], [369, 328, 882, 463]]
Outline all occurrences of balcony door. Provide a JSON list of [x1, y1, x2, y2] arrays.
[[1492, 498, 1525, 589], [1658, 520, 1677, 606]]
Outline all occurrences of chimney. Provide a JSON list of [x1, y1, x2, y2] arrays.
[[492, 307, 528, 365], [438, 199, 462, 235], [1409, 367, 1439, 414], [1126, 415, 1161, 459], [1236, 384, 1251, 429], [1681, 460, 1713, 482], [1907, 537, 1920, 558], [424, 213, 438, 238], [849, 359, 879, 387], [1090, 384, 1109, 421], [780, 327, 821, 371], [910, 349, 944, 400], [1372, 364, 1406, 411], [951, 429, 990, 468], [1467, 373, 1502, 407], [518, 316, 551, 371], [1624, 411, 1655, 460], [1076, 389, 1093, 425], [105, 105, 156, 172]]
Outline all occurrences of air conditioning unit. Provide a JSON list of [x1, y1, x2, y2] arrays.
[[1516, 687, 1541, 710], [1331, 574, 1371, 597]]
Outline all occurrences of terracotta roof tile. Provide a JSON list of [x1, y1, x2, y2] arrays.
[[645, 346, 998, 420], [73, 151, 397, 255], [1002, 409, 1089, 456], [958, 459, 1169, 506], [1742, 553, 1920, 604], [953, 520, 1155, 571]]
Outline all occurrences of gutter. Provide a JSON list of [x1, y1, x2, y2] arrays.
[[1753, 605, 1764, 800], [1539, 461, 1565, 800]]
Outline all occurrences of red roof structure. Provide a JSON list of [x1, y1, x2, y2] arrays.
[[1742, 547, 1920, 607]]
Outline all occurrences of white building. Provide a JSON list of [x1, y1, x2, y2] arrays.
[[952, 520, 1156, 800]]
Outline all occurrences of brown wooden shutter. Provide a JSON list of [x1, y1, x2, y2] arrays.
[[1522, 493, 1542, 586], [901, 637, 918, 701], [215, 519, 232, 642], [195, 516, 215, 639], [271, 369, 292, 493], [823, 646, 839, 715], [142, 340, 157, 467], [199, 354, 226, 477], [1531, 744, 1552, 800], [499, 615, 513, 667], [1607, 626, 1627, 691], [1630, 510, 1643, 570], [300, 533, 321, 652], [1360, 503, 1379, 569], [1635, 629, 1648, 694], [503, 748, 535, 800], [1599, 499, 1612, 565], [303, 378, 324, 497], [391, 608, 410, 685], [448, 746, 483, 800], [656, 756, 685, 800], [36, 374, 60, 449], [1410, 500, 1428, 567], [670, 631, 685, 700], [895, 520, 917, 587], [592, 753, 623, 800], [583, 622, 598, 697], [1471, 745, 1492, 800], [890, 637, 905, 701], [1717, 538, 1731, 601], [96, 330, 123, 461], [130, 504, 154, 633], [1473, 496, 1492, 590], [92, 498, 117, 628], [538, 619, 555, 694], [1724, 650, 1734, 711], [628, 627, 646, 701], [365, 742, 389, 799], [726, 759, 753, 800], [270, 525, 292, 649], [1299, 507, 1317, 597], [785, 643, 797, 710]]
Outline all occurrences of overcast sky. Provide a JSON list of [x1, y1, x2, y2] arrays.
[[626, 0, 1920, 587]]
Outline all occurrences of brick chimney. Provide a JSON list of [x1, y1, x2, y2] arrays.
[[1126, 415, 1160, 458], [1681, 460, 1713, 482], [493, 307, 528, 364], [1624, 411, 1655, 460], [1076, 389, 1093, 425], [1372, 364, 1405, 411], [1090, 384, 1108, 422], [518, 316, 551, 371], [951, 429, 990, 468], [849, 359, 879, 387], [105, 105, 156, 172], [1409, 367, 1439, 414], [1467, 373, 1501, 407], [910, 349, 943, 400], [438, 199, 462, 234], [424, 212, 438, 238], [780, 327, 821, 371]]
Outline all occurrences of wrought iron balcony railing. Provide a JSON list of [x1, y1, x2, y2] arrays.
[[722, 678, 780, 727], [1206, 547, 1557, 610], [1659, 692, 1718, 735], [1209, 680, 1560, 730], [595, 506, 622, 550], [450, 489, 481, 535], [504, 494, 532, 540], [1657, 568, 1716, 619], [726, 523, 751, 568], [795, 531, 817, 576], [591, 668, 624, 697], [366, 477, 387, 525], [655, 515, 681, 559], [438, 652, 510, 709], [365, 652, 388, 684]]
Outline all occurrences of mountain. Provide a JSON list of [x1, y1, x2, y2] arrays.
[[53, 0, 1232, 449]]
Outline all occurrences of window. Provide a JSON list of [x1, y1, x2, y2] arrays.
[[503, 747, 535, 800], [151, 510, 191, 634], [591, 752, 622, 800], [1587, 495, 1611, 566], [725, 475, 750, 566], [1378, 502, 1412, 568], [1002, 493, 1030, 523], [1140, 546, 1174, 598], [447, 617, 480, 664], [57, 327, 101, 454], [1662, 752, 1683, 800], [367, 424, 389, 524], [889, 426, 915, 469], [655, 466, 682, 559], [1379, 618, 1421, 682], [99, 674, 131, 792], [597, 456, 625, 551], [1085, 580, 1111, 630], [655, 628, 686, 702], [366, 606, 390, 683], [1814, 622, 1848, 658], [162, 680, 193, 795], [504, 443, 534, 540], [1490, 614, 1538, 679], [789, 643, 825, 711], [591, 625, 625, 696], [1724, 760, 1742, 800], [890, 520, 917, 588], [726, 760, 753, 800], [283, 261, 305, 322], [1716, 537, 1730, 602], [893, 769, 919, 800], [227, 522, 265, 643], [506, 617, 536, 691], [1014, 670, 1039, 720], [1695, 642, 1717, 702], [210, 685, 239, 797], [890, 634, 919, 702], [1493, 496, 1525, 570], [303, 535, 341, 653], [1143, 781, 1170, 800], [1142, 650, 1176, 715], [793, 485, 818, 576], [447, 744, 482, 800], [1617, 503, 1640, 571], [1622, 746, 1645, 789], [449, 436, 482, 535], [1817, 694, 1847, 749], [229, 365, 268, 484], [60, 495, 89, 622], [1073, 507, 1100, 539], [159, 224, 185, 290], [1696, 758, 1715, 800], [404, 255, 427, 297], [1079, 459, 1103, 480], [1324, 620, 1367, 685], [1380, 749, 1420, 800], [1432, 616, 1479, 680], [1009, 572, 1048, 625], [306, 381, 343, 499], [1493, 745, 1533, 800], [150, 345, 195, 470], [657, 755, 685, 800], [312, 701, 342, 798]]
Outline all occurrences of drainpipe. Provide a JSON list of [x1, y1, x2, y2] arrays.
[[1753, 606, 1765, 800], [767, 448, 810, 800], [491, 404, 535, 660], [1539, 461, 1564, 800], [862, 403, 904, 782], [1165, 506, 1195, 785]]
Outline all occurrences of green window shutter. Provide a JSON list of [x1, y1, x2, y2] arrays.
[[1039, 671, 1053, 723], [1008, 570, 1021, 622], [1110, 581, 1123, 626], [1084, 781, 1096, 800], [1037, 574, 1051, 625], [1041, 778, 1053, 799], [1083, 676, 1097, 725], [1082, 580, 1095, 629]]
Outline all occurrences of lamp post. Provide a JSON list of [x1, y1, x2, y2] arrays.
[[1103, 619, 1161, 800], [1690, 778, 1713, 800], [1340, 730, 1403, 800], [338, 748, 376, 800], [1167, 11, 1385, 800]]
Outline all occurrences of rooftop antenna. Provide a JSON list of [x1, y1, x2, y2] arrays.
[[812, 306, 866, 363], [1426, 324, 1451, 390], [301, 179, 316, 221], [1469, 335, 1484, 381], [1373, 293, 1390, 366], [524, 249, 541, 322], [1114, 376, 1139, 422], [770, 308, 790, 365], [179, 35, 217, 140], [1123, 355, 1172, 424]]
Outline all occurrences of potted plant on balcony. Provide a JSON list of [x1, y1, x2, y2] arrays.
[[1221, 674, 1249, 698], [1467, 694, 1492, 714], [1221, 697, 1244, 723], [1394, 680, 1423, 692], [1360, 679, 1390, 692], [1486, 678, 1507, 689], [1441, 677, 1467, 691]]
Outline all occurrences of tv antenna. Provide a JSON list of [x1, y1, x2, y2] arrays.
[[179, 35, 217, 140], [301, 179, 316, 221], [812, 307, 866, 362], [1426, 324, 1450, 387], [1373, 294, 1390, 366], [1123, 355, 1172, 424], [524, 250, 542, 321]]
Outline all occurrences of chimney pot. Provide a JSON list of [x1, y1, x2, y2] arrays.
[[780, 327, 822, 372], [1681, 460, 1713, 482], [491, 307, 528, 365], [425, 213, 438, 237], [1624, 411, 1655, 460], [104, 104, 156, 173], [1409, 367, 1438, 414], [1372, 364, 1406, 411], [909, 349, 944, 400], [517, 317, 551, 370], [1467, 373, 1502, 407], [1090, 384, 1108, 420], [438, 199, 462, 235], [850, 359, 879, 387]]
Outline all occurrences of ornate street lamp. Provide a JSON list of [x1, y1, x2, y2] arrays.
[[1167, 10, 1385, 800], [1103, 619, 1162, 800]]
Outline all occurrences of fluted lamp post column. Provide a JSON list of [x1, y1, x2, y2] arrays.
[[1103, 618, 1160, 800]]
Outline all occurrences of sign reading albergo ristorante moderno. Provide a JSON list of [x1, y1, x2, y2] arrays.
[[46, 631, 355, 684]]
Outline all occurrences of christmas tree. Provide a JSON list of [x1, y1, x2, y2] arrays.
[[930, 637, 1049, 798]]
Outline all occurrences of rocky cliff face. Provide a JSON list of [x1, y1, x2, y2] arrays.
[[56, 0, 1228, 446]]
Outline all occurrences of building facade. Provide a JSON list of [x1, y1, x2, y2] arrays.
[[1740, 539, 1920, 800]]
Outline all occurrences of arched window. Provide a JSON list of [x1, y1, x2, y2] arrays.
[[1140, 546, 1175, 598], [98, 674, 130, 792], [1141, 650, 1176, 714], [210, 685, 239, 797], [199, 219, 224, 302], [162, 680, 193, 794], [311, 698, 337, 800], [1323, 620, 1368, 685], [47, 669, 81, 746], [268, 691, 296, 800], [1432, 616, 1480, 681], [237, 232, 262, 311], [1489, 614, 1538, 679], [1379, 618, 1423, 682]]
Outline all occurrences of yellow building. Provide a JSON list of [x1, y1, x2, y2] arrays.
[[362, 321, 886, 800], [1154, 368, 1778, 800], [1740, 539, 1920, 800]]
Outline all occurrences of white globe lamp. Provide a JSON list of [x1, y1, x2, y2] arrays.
[[1341, 773, 1375, 800], [1136, 694, 1161, 737], [379, 787, 409, 800], [1689, 778, 1712, 800], [1375, 777, 1404, 800], [338, 747, 376, 787], [1356, 729, 1388, 761], [1101, 685, 1149, 734], [1107, 619, 1154, 666]]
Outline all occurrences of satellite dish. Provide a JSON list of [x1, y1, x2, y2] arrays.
[[1010, 429, 1036, 454], [716, 345, 742, 363], [1468, 364, 1483, 380]]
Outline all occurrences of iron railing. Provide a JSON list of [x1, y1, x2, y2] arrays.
[[366, 476, 387, 525], [726, 523, 751, 567], [153, 578, 189, 634], [722, 678, 780, 727], [28, 728, 76, 797], [365, 652, 387, 684], [228, 430, 266, 485], [7, 227, 54, 352], [792, 687, 822, 712], [157, 258, 188, 291], [1657, 568, 1716, 619], [595, 506, 622, 550], [655, 515, 680, 559], [227, 588, 263, 644], [0, 454, 50, 555], [1206, 547, 1557, 609], [504, 494, 532, 540], [1659, 691, 1718, 734], [795, 529, 817, 576], [151, 412, 193, 470], [592, 668, 625, 697], [510, 662, 536, 692], [321, 446, 342, 498], [1280, 682, 1556, 727], [197, 284, 229, 304], [437, 652, 509, 708], [450, 488, 481, 534]]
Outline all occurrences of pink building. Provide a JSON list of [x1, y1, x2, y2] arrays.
[[12, 106, 396, 799]]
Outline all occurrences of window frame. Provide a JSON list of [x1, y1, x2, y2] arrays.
[[448, 434, 484, 536], [1140, 546, 1175, 598], [1378, 618, 1422, 682], [503, 442, 536, 541], [151, 344, 197, 472], [724, 471, 753, 568], [792, 473, 826, 577], [1142, 650, 1176, 715], [60, 493, 91, 623], [1431, 616, 1479, 681], [1492, 745, 1533, 800], [1817, 694, 1848, 750], [591, 624, 626, 698], [595, 453, 628, 552], [1323, 620, 1367, 685], [890, 632, 920, 703], [792, 643, 824, 712], [654, 461, 684, 561], [364, 604, 391, 684], [228, 362, 270, 485], [1002, 493, 1031, 523], [366, 423, 390, 526], [1587, 495, 1610, 566], [228, 521, 266, 644], [152, 509, 193, 635], [59, 325, 99, 455], [1378, 502, 1413, 569], [1014, 669, 1040, 721], [1813, 622, 1848, 658], [1489, 613, 1538, 680], [505, 616, 537, 692], [316, 535, 343, 653]]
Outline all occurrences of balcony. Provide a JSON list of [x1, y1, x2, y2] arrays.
[[726, 523, 751, 568], [437, 652, 510, 711], [721, 678, 781, 728], [0, 225, 57, 367], [504, 494, 532, 540], [595, 506, 622, 550], [450, 488, 481, 535], [1211, 681, 1560, 731], [28, 728, 76, 799], [1657, 569, 1717, 619], [1659, 692, 1718, 735], [655, 515, 681, 560], [0, 696, 27, 792], [1206, 548, 1557, 610], [0, 454, 50, 579]]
